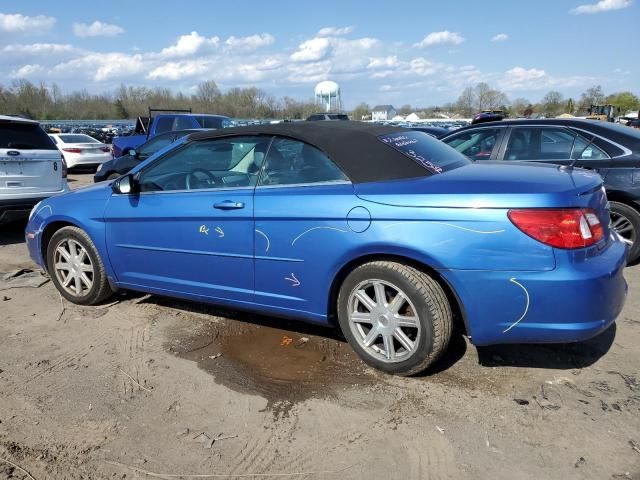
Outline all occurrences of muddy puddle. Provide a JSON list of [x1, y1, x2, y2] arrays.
[[164, 313, 379, 413]]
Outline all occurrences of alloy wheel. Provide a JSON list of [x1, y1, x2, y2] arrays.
[[53, 238, 94, 297], [347, 279, 421, 363], [611, 211, 636, 247]]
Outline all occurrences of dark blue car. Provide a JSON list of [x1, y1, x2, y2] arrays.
[[25, 122, 627, 375]]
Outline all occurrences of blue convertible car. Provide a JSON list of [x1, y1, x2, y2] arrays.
[[25, 122, 627, 375]]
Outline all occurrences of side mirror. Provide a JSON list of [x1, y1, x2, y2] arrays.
[[111, 174, 138, 195], [129, 149, 137, 157]]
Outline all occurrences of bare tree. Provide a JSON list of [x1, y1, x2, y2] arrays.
[[455, 87, 475, 117], [578, 85, 605, 113], [541, 90, 565, 117]]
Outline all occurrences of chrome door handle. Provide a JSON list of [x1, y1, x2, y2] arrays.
[[214, 200, 245, 210]]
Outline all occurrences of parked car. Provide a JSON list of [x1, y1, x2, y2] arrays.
[[25, 122, 627, 375], [408, 125, 448, 137], [94, 129, 203, 182], [306, 112, 349, 121], [1, 115, 68, 223], [111, 111, 232, 158], [49, 133, 111, 170], [472, 110, 505, 124], [440, 119, 640, 263]]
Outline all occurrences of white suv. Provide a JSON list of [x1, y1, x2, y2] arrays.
[[0, 115, 69, 223]]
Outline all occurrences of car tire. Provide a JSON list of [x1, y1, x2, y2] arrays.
[[107, 173, 121, 180], [46, 226, 114, 305], [337, 261, 453, 376], [610, 201, 640, 264]]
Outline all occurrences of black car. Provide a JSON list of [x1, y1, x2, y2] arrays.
[[94, 129, 204, 182], [440, 119, 640, 263], [408, 126, 449, 137]]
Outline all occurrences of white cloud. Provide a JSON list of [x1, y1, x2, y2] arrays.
[[414, 31, 464, 48], [367, 56, 399, 69], [224, 33, 274, 51], [491, 33, 509, 42], [317, 26, 354, 37], [10, 64, 44, 78], [500, 66, 594, 91], [73, 21, 124, 37], [0, 12, 55, 33], [409, 57, 440, 76], [159, 31, 219, 58], [147, 60, 208, 80], [51, 52, 145, 82], [290, 37, 331, 62], [570, 0, 632, 14], [2, 43, 76, 55]]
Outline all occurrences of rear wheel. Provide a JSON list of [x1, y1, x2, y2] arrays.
[[337, 261, 453, 376], [610, 201, 640, 264], [46, 226, 114, 305]]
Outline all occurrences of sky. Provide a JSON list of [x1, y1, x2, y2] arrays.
[[0, 0, 638, 109]]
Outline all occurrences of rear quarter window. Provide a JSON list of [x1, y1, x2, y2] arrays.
[[378, 131, 470, 174], [0, 122, 56, 150]]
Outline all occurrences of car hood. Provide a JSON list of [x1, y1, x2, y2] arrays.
[[354, 162, 604, 208]]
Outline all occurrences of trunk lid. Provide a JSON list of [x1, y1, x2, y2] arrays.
[[355, 162, 604, 209], [0, 148, 65, 193], [60, 143, 108, 153]]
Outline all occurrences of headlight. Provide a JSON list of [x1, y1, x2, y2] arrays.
[[96, 163, 104, 172], [29, 201, 42, 220]]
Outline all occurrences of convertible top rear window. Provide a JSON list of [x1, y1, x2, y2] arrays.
[[378, 131, 470, 175]]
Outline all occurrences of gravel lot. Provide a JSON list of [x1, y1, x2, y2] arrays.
[[0, 172, 639, 479]]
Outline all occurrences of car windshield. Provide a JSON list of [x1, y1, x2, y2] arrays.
[[378, 131, 470, 175], [59, 134, 100, 144], [0, 121, 56, 150], [195, 116, 232, 129]]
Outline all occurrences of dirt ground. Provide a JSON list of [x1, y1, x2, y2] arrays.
[[0, 173, 639, 480]]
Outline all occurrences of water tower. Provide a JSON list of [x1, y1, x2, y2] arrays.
[[314, 80, 342, 112]]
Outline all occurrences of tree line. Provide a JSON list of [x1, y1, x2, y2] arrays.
[[0, 80, 319, 120], [1, 79, 638, 121]]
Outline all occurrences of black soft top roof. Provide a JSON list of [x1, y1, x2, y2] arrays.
[[187, 121, 430, 183]]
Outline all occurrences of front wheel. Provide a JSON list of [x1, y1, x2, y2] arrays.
[[337, 261, 453, 376], [610, 201, 640, 264], [46, 226, 114, 305]]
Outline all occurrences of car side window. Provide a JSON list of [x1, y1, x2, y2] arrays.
[[138, 134, 174, 158], [504, 127, 609, 161], [173, 116, 193, 131], [154, 117, 174, 134], [571, 135, 609, 160], [259, 137, 348, 186], [138, 136, 271, 192], [442, 128, 501, 160]]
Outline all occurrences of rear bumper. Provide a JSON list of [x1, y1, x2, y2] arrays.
[[65, 153, 111, 168], [0, 188, 67, 222], [441, 237, 628, 346]]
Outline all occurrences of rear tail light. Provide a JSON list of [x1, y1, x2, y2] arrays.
[[100, 146, 110, 153], [60, 156, 67, 179], [62, 148, 82, 153], [508, 208, 603, 249]]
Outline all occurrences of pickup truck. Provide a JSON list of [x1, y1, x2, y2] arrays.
[[111, 110, 232, 158]]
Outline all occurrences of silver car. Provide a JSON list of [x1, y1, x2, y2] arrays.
[[0, 116, 69, 223]]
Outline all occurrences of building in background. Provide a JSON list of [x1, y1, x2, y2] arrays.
[[371, 105, 397, 121], [314, 81, 342, 112]]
